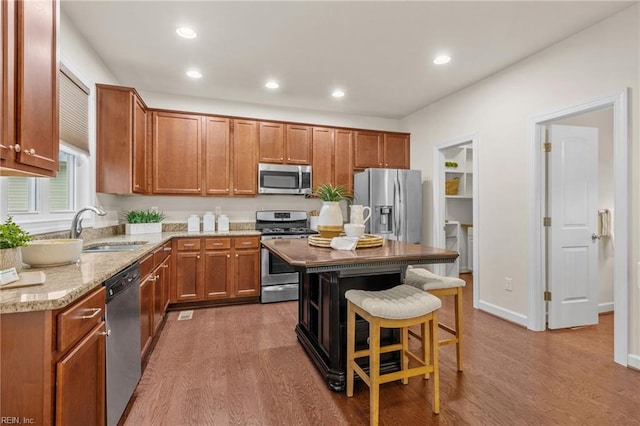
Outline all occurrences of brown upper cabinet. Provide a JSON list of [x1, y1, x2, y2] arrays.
[[152, 111, 203, 195], [232, 119, 258, 196], [311, 127, 354, 194], [259, 121, 311, 165], [1, 0, 59, 177], [354, 130, 410, 170], [285, 124, 311, 164], [96, 85, 149, 194], [204, 116, 231, 196]]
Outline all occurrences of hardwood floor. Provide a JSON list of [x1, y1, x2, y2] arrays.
[[123, 274, 640, 425]]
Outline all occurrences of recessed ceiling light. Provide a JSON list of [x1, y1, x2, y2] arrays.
[[332, 90, 345, 98], [186, 70, 202, 79], [265, 81, 279, 89], [176, 27, 197, 39], [433, 55, 451, 65]]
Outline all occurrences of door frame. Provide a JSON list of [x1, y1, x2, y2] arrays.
[[433, 132, 480, 309], [527, 89, 628, 366]]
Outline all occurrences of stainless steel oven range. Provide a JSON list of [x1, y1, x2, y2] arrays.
[[256, 210, 318, 303]]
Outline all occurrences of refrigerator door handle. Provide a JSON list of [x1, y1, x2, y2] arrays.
[[394, 176, 401, 239]]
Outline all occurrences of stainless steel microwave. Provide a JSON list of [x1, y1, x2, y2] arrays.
[[258, 163, 312, 195]]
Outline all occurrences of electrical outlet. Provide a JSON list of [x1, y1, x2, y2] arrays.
[[505, 277, 513, 292]]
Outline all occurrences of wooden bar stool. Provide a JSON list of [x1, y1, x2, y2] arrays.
[[404, 266, 466, 371], [345, 285, 442, 426]]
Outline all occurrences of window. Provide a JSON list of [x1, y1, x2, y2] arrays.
[[0, 64, 90, 233], [3, 147, 81, 217]]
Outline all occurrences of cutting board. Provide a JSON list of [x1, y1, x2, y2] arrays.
[[0, 271, 47, 290]]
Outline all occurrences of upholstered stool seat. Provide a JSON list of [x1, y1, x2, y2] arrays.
[[405, 266, 466, 371], [345, 285, 442, 425]]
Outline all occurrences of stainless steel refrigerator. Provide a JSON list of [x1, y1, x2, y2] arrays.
[[354, 168, 422, 243]]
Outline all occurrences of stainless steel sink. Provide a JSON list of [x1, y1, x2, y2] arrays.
[[83, 243, 146, 253]]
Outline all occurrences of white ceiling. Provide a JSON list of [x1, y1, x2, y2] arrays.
[[61, 1, 633, 119]]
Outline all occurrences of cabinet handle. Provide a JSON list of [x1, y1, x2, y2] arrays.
[[242, 241, 252, 245], [99, 329, 111, 337], [24, 148, 36, 156], [196, 255, 200, 259], [384, 163, 388, 167], [213, 242, 222, 246], [183, 243, 195, 247], [8, 144, 21, 152], [280, 157, 283, 160], [162, 264, 169, 268], [197, 188, 201, 191], [236, 254, 239, 258], [81, 307, 102, 319], [227, 254, 230, 258], [155, 274, 160, 279], [148, 276, 157, 281], [164, 247, 172, 251], [135, 184, 140, 188]]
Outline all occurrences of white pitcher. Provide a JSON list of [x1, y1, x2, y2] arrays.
[[349, 205, 371, 225]]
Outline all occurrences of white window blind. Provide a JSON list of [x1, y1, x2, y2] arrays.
[[59, 65, 89, 153], [50, 152, 74, 212], [7, 178, 36, 213]]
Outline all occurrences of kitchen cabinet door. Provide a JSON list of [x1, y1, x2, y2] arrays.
[[354, 130, 383, 169], [311, 127, 334, 190], [174, 251, 202, 301], [140, 275, 153, 358], [152, 264, 163, 334], [233, 237, 260, 297], [258, 121, 284, 163], [161, 253, 172, 311], [204, 116, 231, 195], [153, 112, 202, 194], [285, 124, 312, 165], [1, 0, 58, 177], [204, 250, 232, 299], [383, 133, 410, 169], [97, 85, 149, 194], [56, 322, 106, 426], [132, 95, 148, 193], [334, 129, 353, 194], [232, 119, 258, 195]]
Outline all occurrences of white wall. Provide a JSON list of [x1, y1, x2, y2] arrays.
[[554, 108, 614, 309], [401, 6, 639, 356]]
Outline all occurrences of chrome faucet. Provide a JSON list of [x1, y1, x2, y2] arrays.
[[70, 206, 107, 239]]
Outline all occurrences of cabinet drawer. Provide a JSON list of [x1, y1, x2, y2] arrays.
[[233, 236, 259, 249], [205, 238, 231, 250], [57, 287, 106, 353], [139, 253, 154, 277], [176, 239, 201, 251]]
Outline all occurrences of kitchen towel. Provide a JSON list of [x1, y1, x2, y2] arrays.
[[330, 236, 359, 251]]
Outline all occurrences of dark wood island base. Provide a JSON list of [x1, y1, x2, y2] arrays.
[[260, 238, 458, 392]]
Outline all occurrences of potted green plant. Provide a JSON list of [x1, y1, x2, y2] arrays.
[[315, 183, 350, 237], [0, 216, 32, 272], [124, 209, 166, 235]]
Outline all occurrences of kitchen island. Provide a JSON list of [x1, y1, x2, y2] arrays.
[[260, 238, 458, 391]]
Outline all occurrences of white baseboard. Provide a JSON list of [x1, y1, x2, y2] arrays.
[[478, 299, 528, 327], [598, 302, 614, 314], [628, 353, 640, 370]]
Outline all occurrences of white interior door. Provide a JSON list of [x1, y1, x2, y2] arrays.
[[548, 124, 599, 329]]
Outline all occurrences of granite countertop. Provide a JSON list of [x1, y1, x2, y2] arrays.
[[0, 230, 261, 314]]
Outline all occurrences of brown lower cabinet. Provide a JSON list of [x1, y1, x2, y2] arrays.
[[140, 242, 172, 359], [0, 286, 107, 425], [173, 236, 260, 302]]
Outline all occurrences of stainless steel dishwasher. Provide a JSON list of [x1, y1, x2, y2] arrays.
[[104, 262, 141, 426]]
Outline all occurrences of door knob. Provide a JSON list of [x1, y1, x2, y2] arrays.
[[591, 233, 601, 240]]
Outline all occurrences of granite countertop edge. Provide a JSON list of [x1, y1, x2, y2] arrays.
[[0, 230, 261, 315]]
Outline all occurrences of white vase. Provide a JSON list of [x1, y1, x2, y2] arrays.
[[317, 201, 344, 237], [0, 247, 23, 272]]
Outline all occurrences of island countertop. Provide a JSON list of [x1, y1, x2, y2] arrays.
[[0, 230, 261, 314], [261, 238, 458, 272]]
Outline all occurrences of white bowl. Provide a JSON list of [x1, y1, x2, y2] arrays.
[[21, 239, 83, 267], [344, 223, 365, 237]]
